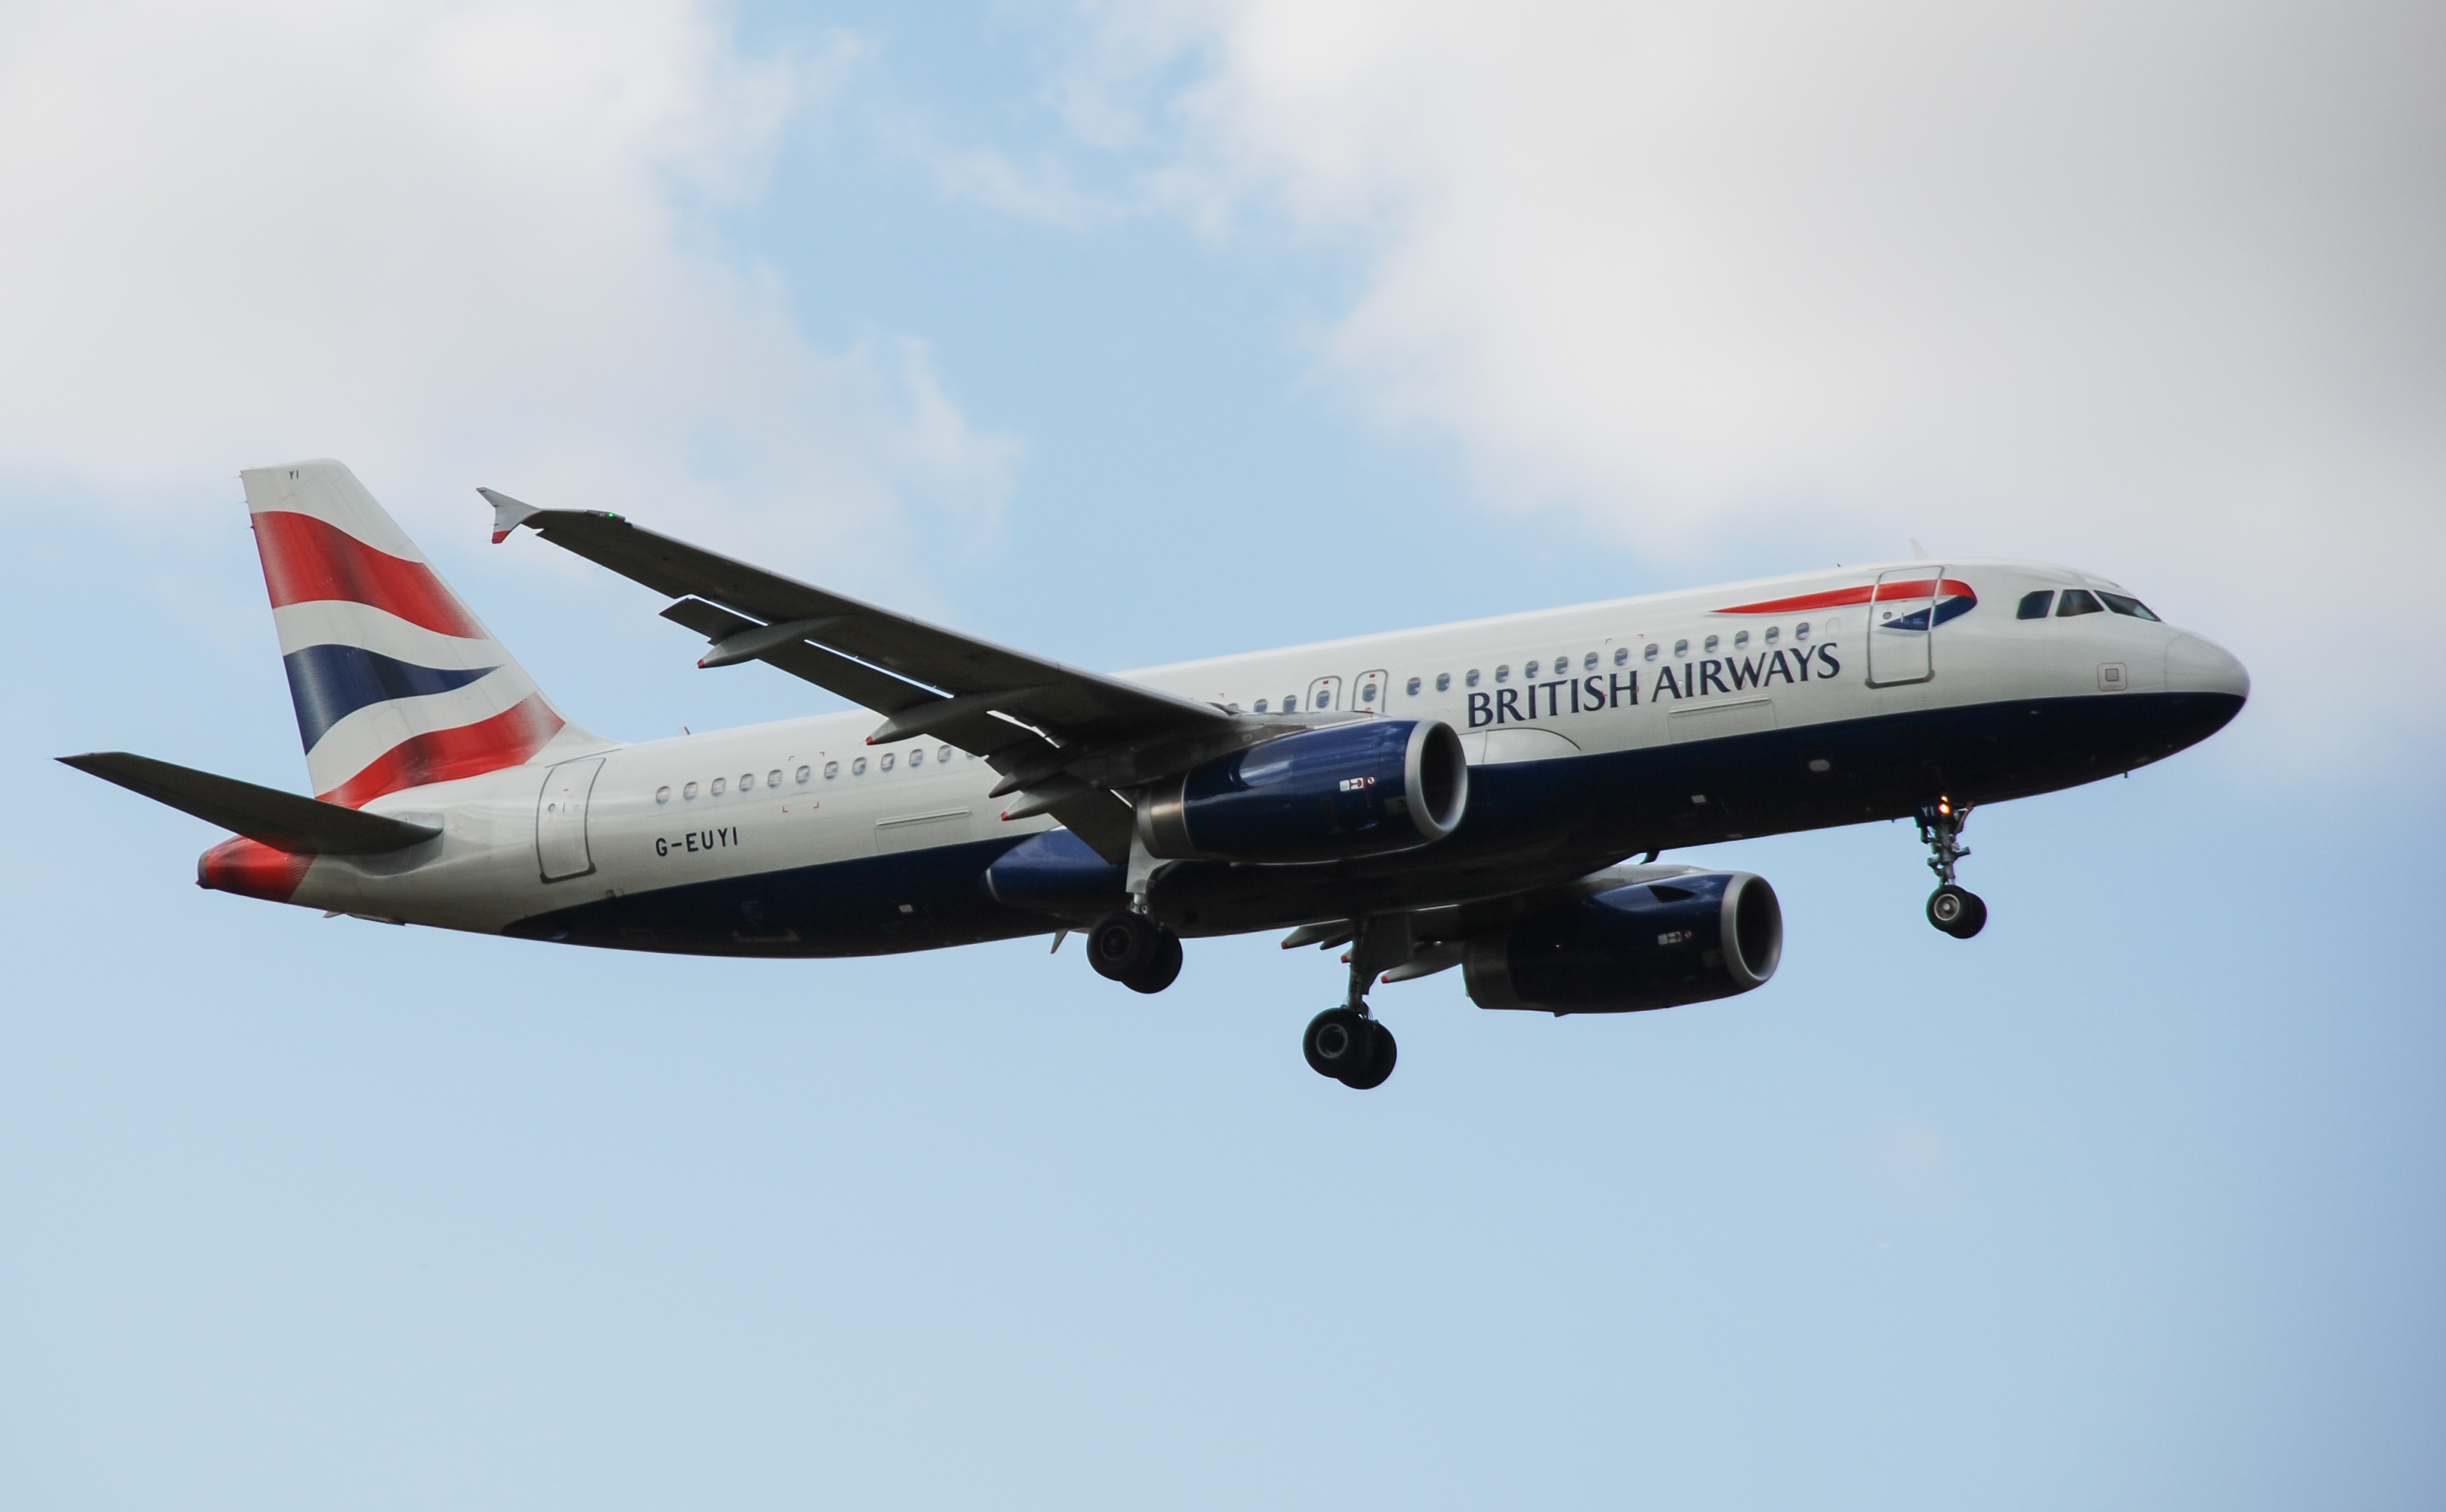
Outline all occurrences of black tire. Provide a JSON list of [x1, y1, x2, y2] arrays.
[[1926, 885, 1988, 939], [1123, 930, 1183, 995], [1340, 1020, 1397, 1090], [1954, 890, 1988, 937], [1303, 1007, 1374, 1080], [1087, 912, 1162, 982]]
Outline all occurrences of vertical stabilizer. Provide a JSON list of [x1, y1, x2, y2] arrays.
[[242, 460, 594, 807]]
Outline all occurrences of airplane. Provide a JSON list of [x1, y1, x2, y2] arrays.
[[64, 460, 2249, 1089]]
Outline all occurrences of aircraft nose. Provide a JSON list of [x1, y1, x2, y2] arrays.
[[2165, 633, 2250, 701]]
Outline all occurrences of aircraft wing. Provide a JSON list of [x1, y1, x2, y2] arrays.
[[486, 491, 1244, 862]]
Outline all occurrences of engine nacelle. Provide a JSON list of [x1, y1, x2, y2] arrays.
[[1464, 871, 1782, 1014], [1136, 719, 1469, 864]]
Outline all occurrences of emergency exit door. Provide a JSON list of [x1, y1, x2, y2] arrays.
[[535, 757, 604, 881]]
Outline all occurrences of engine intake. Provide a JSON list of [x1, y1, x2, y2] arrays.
[[1464, 871, 1782, 1014], [1136, 719, 1469, 863]]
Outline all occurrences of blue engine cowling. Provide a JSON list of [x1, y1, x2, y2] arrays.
[[1464, 871, 1782, 1014], [1136, 719, 1469, 863]]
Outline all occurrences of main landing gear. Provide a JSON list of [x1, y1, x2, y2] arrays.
[[1086, 911, 1182, 994], [1301, 916, 1407, 1091], [1916, 798, 1988, 939]]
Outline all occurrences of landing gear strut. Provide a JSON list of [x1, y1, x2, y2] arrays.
[[1915, 798, 1987, 939], [1086, 911, 1182, 993], [1301, 916, 1407, 1090]]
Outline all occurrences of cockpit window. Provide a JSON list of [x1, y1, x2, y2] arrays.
[[2017, 590, 2054, 620], [2057, 589, 2104, 617], [2098, 592, 2160, 621]]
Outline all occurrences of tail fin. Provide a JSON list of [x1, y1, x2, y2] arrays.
[[242, 459, 589, 807]]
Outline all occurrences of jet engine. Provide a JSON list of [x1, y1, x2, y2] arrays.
[[1464, 871, 1782, 1014], [1135, 719, 1469, 864]]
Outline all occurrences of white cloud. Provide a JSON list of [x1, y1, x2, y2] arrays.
[[1090, 0, 2446, 763], [0, 0, 1014, 567]]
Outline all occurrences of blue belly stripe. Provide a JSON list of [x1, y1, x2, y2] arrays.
[[283, 643, 498, 751]]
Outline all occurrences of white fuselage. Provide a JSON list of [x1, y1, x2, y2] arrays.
[[279, 557, 2246, 939]]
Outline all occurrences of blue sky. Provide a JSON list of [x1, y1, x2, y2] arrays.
[[2, 4, 2441, 1508]]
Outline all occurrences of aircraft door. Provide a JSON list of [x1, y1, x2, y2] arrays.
[[1306, 674, 1345, 712], [536, 756, 605, 881], [1866, 567, 1940, 687], [1352, 668, 1389, 714]]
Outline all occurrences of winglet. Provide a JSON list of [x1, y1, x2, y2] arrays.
[[479, 486, 542, 544]]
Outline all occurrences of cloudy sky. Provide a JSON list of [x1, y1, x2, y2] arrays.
[[3, 4, 2440, 1508]]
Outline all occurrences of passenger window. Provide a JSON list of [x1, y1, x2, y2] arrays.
[[851, 758, 867, 776], [684, 781, 699, 799], [1613, 648, 1629, 667], [1495, 665, 1510, 683], [711, 777, 726, 795], [656, 786, 671, 804], [1733, 630, 1749, 648], [881, 753, 896, 770], [823, 761, 839, 779], [1283, 695, 1298, 712], [1465, 670, 1480, 688], [909, 748, 925, 767], [1644, 643, 1658, 662], [1795, 623, 1811, 641], [2098, 592, 2160, 621], [1673, 639, 1689, 657], [795, 766, 811, 783], [939, 746, 953, 764], [1525, 660, 1540, 679], [1765, 626, 1779, 644], [2057, 589, 2104, 617], [1585, 651, 1599, 671], [739, 773, 754, 791], [2017, 590, 2054, 619], [1435, 673, 1451, 692], [1254, 698, 1268, 713], [1405, 676, 1421, 696]]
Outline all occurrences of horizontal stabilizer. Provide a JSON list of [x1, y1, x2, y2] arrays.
[[58, 751, 442, 855]]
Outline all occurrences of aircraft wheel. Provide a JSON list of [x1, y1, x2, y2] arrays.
[[1303, 1007, 1375, 1081], [1122, 929, 1183, 995], [1087, 912, 1165, 982], [1926, 885, 1988, 939], [1341, 1020, 1398, 1091]]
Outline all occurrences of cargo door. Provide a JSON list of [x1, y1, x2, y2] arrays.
[[535, 757, 604, 881], [1866, 567, 1940, 686]]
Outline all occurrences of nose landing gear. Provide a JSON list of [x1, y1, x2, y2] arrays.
[[1917, 798, 1987, 939]]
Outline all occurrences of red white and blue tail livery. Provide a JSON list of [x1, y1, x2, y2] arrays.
[[68, 460, 2250, 1091]]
